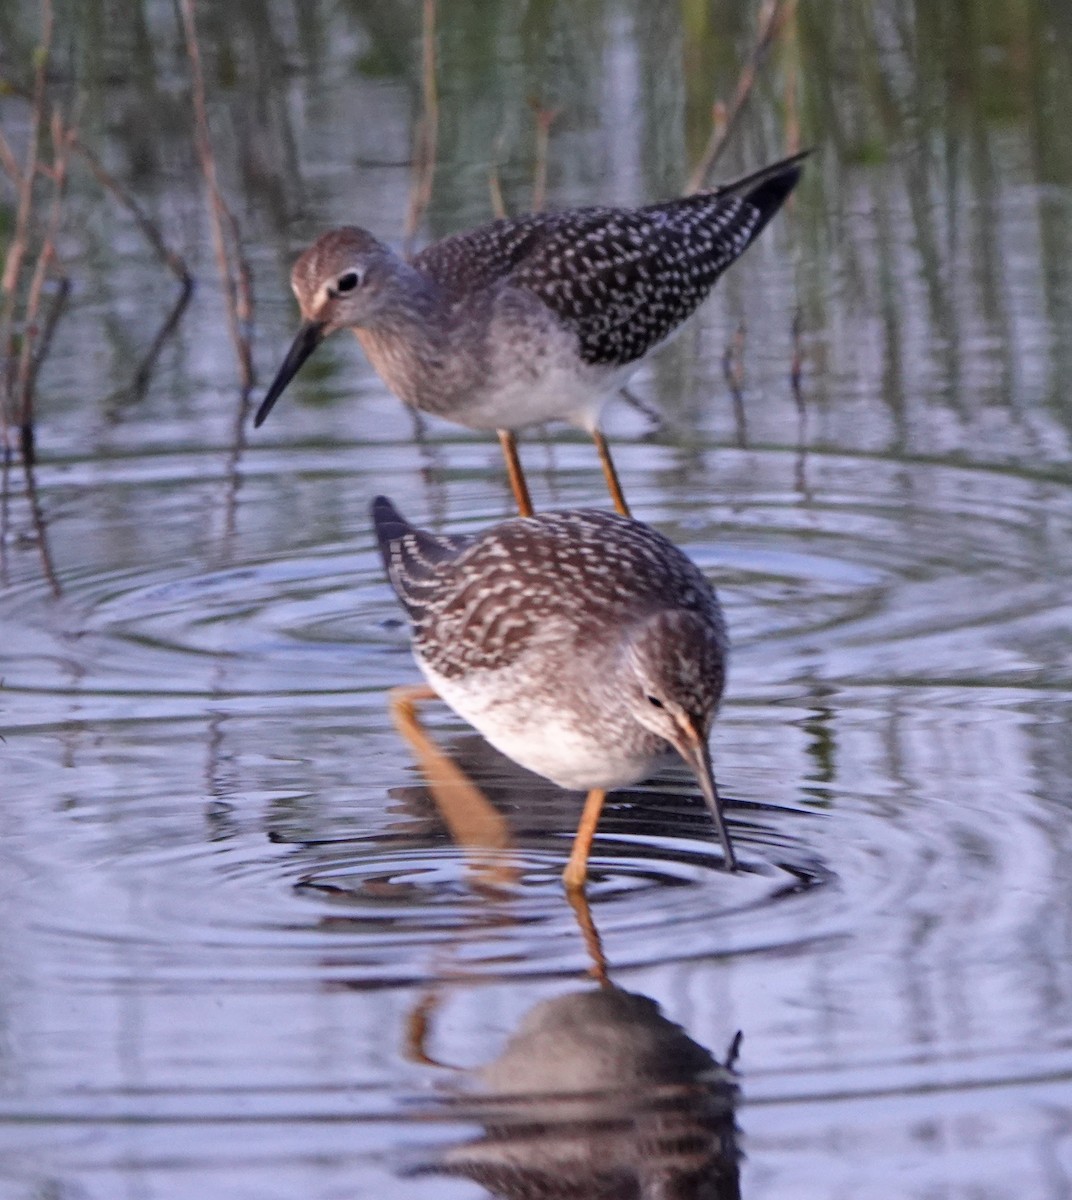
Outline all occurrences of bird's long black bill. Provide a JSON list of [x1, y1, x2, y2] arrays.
[[680, 731, 738, 872], [253, 319, 326, 428]]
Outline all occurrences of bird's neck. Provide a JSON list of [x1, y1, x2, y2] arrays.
[[352, 268, 469, 413]]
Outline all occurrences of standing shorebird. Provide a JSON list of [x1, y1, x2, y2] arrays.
[[257, 152, 807, 517], [372, 496, 735, 889]]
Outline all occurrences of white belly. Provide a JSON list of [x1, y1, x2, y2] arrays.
[[460, 353, 636, 433], [418, 659, 662, 792]]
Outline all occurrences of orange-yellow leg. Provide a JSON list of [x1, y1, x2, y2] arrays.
[[403, 986, 452, 1068], [390, 681, 443, 749], [497, 428, 534, 517], [565, 883, 610, 986], [389, 684, 515, 875], [592, 429, 631, 517], [562, 787, 607, 892]]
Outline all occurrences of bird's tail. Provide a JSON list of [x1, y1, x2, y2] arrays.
[[371, 494, 413, 556], [690, 148, 811, 256], [711, 149, 811, 244], [648, 149, 809, 257], [713, 148, 812, 205], [370, 495, 471, 619]]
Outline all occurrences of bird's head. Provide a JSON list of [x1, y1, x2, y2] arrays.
[[254, 227, 401, 428], [624, 609, 736, 870]]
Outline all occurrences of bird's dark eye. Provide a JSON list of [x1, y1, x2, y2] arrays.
[[647, 695, 665, 709], [336, 271, 360, 294]]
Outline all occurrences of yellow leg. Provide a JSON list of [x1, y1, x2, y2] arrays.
[[403, 986, 452, 1068], [562, 787, 607, 892], [565, 884, 610, 986], [390, 684, 515, 882], [591, 429, 631, 517], [390, 681, 443, 756], [497, 428, 534, 517]]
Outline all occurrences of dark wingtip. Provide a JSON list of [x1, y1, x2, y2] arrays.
[[699, 149, 811, 252], [736, 148, 811, 215]]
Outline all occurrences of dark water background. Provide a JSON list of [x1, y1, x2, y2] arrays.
[[2, 2, 1072, 1197]]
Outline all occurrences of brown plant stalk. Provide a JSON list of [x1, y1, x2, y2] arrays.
[[1, 0, 53, 426], [71, 135, 194, 402], [178, 0, 254, 393], [403, 0, 439, 258], [15, 109, 71, 438], [722, 320, 748, 448], [687, 0, 796, 193], [1, 0, 58, 591], [529, 99, 560, 213]]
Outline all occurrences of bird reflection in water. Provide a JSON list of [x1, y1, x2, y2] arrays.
[[386, 709, 743, 1198], [410, 983, 743, 1200], [391, 724, 734, 1195]]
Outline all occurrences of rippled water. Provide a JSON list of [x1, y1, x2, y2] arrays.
[[3, 2, 1072, 1198]]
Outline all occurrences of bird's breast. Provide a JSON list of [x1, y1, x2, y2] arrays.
[[417, 654, 667, 792], [354, 292, 634, 432]]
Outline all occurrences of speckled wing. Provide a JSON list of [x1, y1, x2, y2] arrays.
[[411, 213, 556, 297], [510, 156, 804, 367], [415, 200, 761, 368], [408, 510, 720, 680], [415, 153, 803, 369]]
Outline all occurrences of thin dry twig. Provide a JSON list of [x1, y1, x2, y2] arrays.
[[1, 88, 194, 413], [0, 2, 52, 299], [722, 320, 748, 447], [21, 274, 69, 445], [1, 0, 200, 595], [403, 0, 439, 257], [790, 306, 804, 404], [686, 0, 796, 193], [71, 134, 195, 404], [790, 307, 809, 487], [0, 128, 23, 188], [71, 135, 192, 287], [487, 101, 560, 221], [179, 0, 254, 393], [782, 1, 801, 155], [178, 0, 256, 569], [124, 285, 194, 405], [18, 450, 62, 597], [528, 99, 560, 213], [15, 108, 71, 440], [618, 383, 663, 432], [12, 107, 74, 597], [1, 0, 53, 417], [1, 0, 56, 589], [487, 129, 508, 220]]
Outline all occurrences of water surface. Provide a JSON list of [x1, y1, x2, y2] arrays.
[[2, 2, 1072, 1197]]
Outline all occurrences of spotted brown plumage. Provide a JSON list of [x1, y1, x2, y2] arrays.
[[372, 496, 737, 879], [257, 152, 808, 519], [416, 165, 796, 367], [374, 500, 721, 678]]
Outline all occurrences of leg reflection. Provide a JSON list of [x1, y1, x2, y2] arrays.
[[389, 683, 516, 891]]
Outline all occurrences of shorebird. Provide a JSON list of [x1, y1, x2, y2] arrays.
[[435, 988, 741, 1198], [372, 496, 735, 889], [257, 152, 807, 517]]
